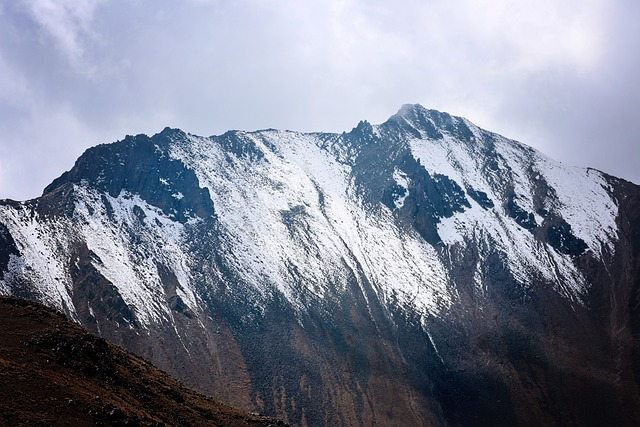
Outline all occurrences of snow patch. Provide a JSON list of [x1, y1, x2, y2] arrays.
[[392, 168, 410, 209]]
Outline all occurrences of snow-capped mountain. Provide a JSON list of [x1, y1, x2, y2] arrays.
[[1, 104, 639, 426]]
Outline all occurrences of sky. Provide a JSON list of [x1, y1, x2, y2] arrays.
[[0, 0, 638, 200]]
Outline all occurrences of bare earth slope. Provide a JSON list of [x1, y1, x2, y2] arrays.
[[0, 296, 286, 427]]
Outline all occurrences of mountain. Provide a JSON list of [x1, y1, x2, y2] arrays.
[[0, 296, 286, 426], [1, 104, 640, 425]]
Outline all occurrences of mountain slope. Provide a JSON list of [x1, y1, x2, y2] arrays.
[[0, 296, 286, 426], [1, 104, 640, 425]]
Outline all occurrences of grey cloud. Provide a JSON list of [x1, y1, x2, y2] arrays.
[[0, 0, 638, 200]]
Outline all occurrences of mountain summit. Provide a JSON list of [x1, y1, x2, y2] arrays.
[[2, 105, 640, 426]]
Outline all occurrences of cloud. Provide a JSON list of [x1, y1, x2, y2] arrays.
[[0, 0, 638, 200], [18, 0, 104, 75], [453, 0, 604, 74]]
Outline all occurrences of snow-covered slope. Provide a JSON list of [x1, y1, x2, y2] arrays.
[[166, 128, 451, 319], [1, 104, 639, 426]]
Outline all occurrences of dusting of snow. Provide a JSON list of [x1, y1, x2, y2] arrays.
[[0, 204, 76, 315], [0, 114, 623, 327], [168, 130, 453, 318], [73, 186, 200, 326], [409, 121, 617, 300], [0, 186, 202, 327], [392, 168, 410, 209], [533, 156, 618, 256]]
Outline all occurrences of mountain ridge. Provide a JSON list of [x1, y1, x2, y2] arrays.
[[1, 104, 640, 426]]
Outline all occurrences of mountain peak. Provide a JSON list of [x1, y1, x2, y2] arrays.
[[2, 105, 639, 426], [385, 103, 475, 141], [392, 103, 435, 126], [157, 126, 187, 140], [397, 103, 428, 116]]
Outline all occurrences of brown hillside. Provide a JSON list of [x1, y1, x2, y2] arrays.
[[0, 296, 287, 427]]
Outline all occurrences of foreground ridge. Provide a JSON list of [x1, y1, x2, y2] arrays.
[[0, 296, 287, 427]]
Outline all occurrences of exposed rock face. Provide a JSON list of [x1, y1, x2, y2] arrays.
[[1, 104, 640, 426], [43, 129, 215, 223]]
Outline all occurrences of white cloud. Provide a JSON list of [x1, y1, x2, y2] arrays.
[[0, 0, 638, 201], [20, 0, 104, 75], [447, 0, 606, 74]]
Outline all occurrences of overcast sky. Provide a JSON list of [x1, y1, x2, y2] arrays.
[[0, 0, 638, 200]]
